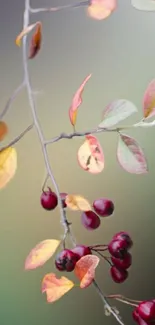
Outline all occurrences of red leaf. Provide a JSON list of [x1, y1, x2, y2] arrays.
[[117, 133, 148, 174], [77, 135, 104, 174], [42, 273, 74, 303], [87, 0, 117, 20], [25, 239, 60, 270], [74, 255, 100, 288], [69, 74, 91, 126], [28, 22, 42, 59], [143, 80, 155, 119]]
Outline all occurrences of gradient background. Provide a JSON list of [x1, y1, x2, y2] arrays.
[[0, 0, 155, 324]]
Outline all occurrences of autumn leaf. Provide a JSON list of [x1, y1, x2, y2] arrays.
[[117, 133, 148, 174], [69, 74, 91, 127], [42, 273, 74, 303], [77, 134, 104, 174], [87, 0, 117, 20], [74, 255, 100, 288], [65, 194, 92, 211], [99, 99, 137, 128], [0, 121, 8, 141], [15, 21, 40, 47], [143, 80, 155, 119], [0, 147, 17, 189], [28, 22, 42, 59], [25, 239, 60, 270], [131, 0, 155, 11]]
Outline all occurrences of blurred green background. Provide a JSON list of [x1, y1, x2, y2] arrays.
[[0, 0, 155, 324]]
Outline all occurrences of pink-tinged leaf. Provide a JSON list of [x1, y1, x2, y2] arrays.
[[131, 0, 155, 11], [25, 239, 60, 270], [99, 99, 137, 128], [69, 74, 91, 126], [87, 0, 117, 20], [117, 133, 148, 174], [77, 135, 104, 174], [42, 273, 74, 303], [74, 255, 100, 288], [143, 80, 155, 119]]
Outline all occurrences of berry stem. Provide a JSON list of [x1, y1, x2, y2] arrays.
[[22, 0, 76, 247], [93, 250, 113, 266], [92, 280, 125, 325], [106, 295, 141, 307], [41, 174, 49, 192], [90, 244, 108, 249]]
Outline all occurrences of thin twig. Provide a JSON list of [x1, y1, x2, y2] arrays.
[[0, 81, 25, 120], [93, 280, 125, 325], [29, 1, 89, 14], [22, 0, 76, 246], [106, 294, 141, 307], [0, 124, 34, 151]]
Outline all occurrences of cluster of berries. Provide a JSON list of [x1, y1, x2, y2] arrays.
[[40, 187, 114, 230]]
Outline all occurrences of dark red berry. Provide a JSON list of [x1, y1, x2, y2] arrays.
[[40, 187, 58, 210], [81, 210, 101, 230], [108, 239, 128, 259], [55, 249, 79, 272], [60, 192, 67, 208], [71, 245, 92, 259], [113, 231, 133, 250], [138, 301, 155, 321], [111, 252, 132, 270], [133, 308, 140, 322], [93, 198, 114, 217], [110, 266, 128, 283]]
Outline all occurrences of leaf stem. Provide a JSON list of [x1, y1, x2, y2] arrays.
[[0, 123, 34, 151], [29, 1, 89, 14]]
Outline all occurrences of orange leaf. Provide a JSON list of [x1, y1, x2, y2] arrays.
[[15, 21, 40, 46], [42, 273, 74, 303], [69, 74, 91, 126], [65, 194, 92, 211], [25, 239, 60, 270], [28, 22, 42, 59], [0, 121, 8, 141], [87, 0, 117, 20], [74, 255, 100, 288], [77, 134, 104, 174]]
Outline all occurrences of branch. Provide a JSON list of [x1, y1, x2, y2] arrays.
[[0, 81, 25, 120], [106, 294, 142, 307], [93, 280, 125, 325], [44, 119, 155, 145], [0, 123, 33, 151], [22, 0, 76, 247], [29, 1, 89, 14]]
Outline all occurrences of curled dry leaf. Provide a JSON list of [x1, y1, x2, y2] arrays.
[[65, 194, 92, 211], [74, 255, 100, 288], [29, 22, 42, 59], [15, 21, 40, 47], [131, 0, 155, 11], [143, 80, 155, 119], [25, 239, 60, 270], [99, 99, 138, 128], [117, 133, 148, 174], [0, 121, 8, 141], [87, 0, 117, 20], [69, 74, 91, 127], [42, 273, 74, 303], [77, 134, 104, 174], [0, 147, 17, 189]]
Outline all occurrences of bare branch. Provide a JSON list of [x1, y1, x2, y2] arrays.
[[22, 0, 76, 247], [29, 1, 89, 14], [0, 81, 25, 120], [0, 124, 33, 151]]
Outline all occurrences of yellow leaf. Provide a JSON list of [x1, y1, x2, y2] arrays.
[[65, 194, 92, 211], [0, 147, 17, 189], [25, 239, 60, 270], [15, 22, 39, 46], [42, 273, 74, 303]]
